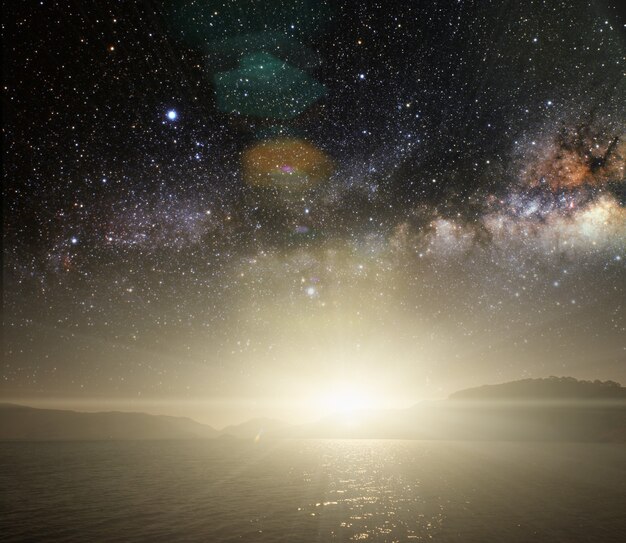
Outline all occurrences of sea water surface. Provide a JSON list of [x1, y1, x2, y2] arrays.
[[1, 440, 625, 542]]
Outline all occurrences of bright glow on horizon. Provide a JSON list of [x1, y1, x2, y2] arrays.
[[316, 383, 378, 416]]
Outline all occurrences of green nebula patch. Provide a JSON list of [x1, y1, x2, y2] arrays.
[[213, 52, 327, 119]]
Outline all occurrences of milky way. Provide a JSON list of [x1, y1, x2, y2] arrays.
[[3, 0, 625, 423]]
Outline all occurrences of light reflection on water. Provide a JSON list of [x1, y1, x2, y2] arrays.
[[1, 440, 625, 542]]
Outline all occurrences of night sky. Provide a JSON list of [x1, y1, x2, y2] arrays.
[[3, 0, 625, 425]]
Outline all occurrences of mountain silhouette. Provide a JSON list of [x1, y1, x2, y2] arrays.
[[449, 376, 626, 401], [2, 378, 625, 441], [0, 403, 218, 440]]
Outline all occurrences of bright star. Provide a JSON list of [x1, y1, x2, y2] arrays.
[[166, 110, 177, 121]]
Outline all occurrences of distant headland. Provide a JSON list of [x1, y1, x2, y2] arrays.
[[449, 376, 626, 401]]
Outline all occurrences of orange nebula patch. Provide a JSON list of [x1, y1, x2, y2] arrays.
[[531, 150, 592, 188], [525, 133, 625, 190], [242, 137, 333, 191]]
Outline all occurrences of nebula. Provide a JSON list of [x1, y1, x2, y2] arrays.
[[521, 125, 625, 190]]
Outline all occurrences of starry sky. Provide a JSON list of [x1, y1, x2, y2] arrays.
[[3, 0, 625, 426]]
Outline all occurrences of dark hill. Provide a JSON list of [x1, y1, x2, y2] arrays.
[[449, 376, 626, 401], [0, 403, 219, 441]]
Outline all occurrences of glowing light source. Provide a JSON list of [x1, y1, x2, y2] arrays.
[[317, 383, 374, 415], [166, 109, 177, 120]]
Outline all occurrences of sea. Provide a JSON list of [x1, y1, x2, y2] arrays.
[[1, 440, 625, 542]]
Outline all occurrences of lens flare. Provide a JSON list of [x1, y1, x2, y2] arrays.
[[242, 137, 333, 190]]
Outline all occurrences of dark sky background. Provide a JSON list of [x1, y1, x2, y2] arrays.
[[3, 0, 625, 425]]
